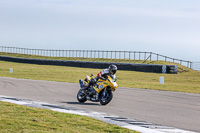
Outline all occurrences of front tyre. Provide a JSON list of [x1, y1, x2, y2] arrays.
[[100, 90, 113, 105], [77, 89, 87, 103]]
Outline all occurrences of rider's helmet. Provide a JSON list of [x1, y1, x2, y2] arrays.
[[109, 64, 117, 75]]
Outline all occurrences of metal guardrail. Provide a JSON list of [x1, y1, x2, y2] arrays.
[[0, 46, 198, 70]]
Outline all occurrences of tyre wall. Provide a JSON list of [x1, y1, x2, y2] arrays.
[[0, 56, 178, 74]]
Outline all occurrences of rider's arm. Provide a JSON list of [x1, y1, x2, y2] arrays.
[[97, 69, 109, 77]]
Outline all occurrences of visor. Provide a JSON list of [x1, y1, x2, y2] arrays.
[[111, 70, 116, 74]]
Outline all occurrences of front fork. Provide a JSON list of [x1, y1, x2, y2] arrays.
[[102, 88, 107, 97], [79, 79, 84, 89]]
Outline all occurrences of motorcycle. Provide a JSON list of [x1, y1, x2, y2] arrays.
[[77, 74, 118, 105]]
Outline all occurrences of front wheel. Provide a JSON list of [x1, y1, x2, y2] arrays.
[[77, 89, 87, 103], [100, 90, 113, 105]]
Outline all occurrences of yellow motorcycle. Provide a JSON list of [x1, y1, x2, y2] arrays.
[[77, 74, 118, 105]]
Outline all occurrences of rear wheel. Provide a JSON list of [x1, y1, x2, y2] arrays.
[[100, 90, 113, 105], [77, 89, 87, 103]]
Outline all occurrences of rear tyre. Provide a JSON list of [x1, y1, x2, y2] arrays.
[[100, 90, 113, 105], [77, 89, 87, 103]]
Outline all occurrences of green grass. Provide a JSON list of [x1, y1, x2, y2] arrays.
[[0, 52, 200, 94], [0, 101, 137, 133]]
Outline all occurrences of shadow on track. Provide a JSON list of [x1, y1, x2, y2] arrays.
[[61, 101, 100, 106]]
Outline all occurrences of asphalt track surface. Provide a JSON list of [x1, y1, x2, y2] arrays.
[[0, 77, 199, 132]]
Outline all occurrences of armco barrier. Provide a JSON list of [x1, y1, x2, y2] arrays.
[[0, 56, 178, 74]]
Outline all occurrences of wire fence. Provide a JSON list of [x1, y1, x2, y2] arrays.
[[0, 46, 199, 70]]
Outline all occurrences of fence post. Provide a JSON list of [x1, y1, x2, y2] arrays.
[[41, 49, 42, 56], [139, 52, 140, 60], [150, 52, 152, 61], [157, 54, 158, 61]]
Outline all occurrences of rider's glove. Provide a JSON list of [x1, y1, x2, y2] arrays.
[[97, 72, 102, 77]]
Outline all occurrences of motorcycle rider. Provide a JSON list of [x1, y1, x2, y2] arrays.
[[97, 64, 117, 79], [83, 64, 117, 94]]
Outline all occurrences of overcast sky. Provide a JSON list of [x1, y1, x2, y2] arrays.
[[0, 0, 200, 61]]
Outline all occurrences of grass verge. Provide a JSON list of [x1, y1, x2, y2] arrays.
[[0, 101, 137, 133]]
